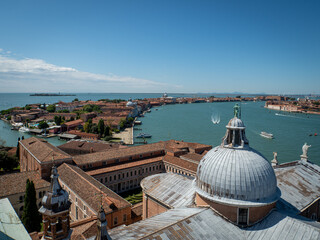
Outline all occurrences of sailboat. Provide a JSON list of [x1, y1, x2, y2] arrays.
[[211, 113, 220, 124]]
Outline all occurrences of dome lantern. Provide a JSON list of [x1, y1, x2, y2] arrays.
[[221, 103, 249, 148]]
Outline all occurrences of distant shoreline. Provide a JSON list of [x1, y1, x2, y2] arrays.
[[30, 93, 76, 96]]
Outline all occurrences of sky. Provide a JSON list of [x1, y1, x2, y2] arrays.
[[0, 0, 319, 94]]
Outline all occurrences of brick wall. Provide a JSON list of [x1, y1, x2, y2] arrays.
[[142, 193, 168, 220], [195, 193, 275, 225]]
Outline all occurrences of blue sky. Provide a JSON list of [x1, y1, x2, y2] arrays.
[[0, 0, 319, 94]]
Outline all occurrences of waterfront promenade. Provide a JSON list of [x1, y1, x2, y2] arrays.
[[113, 127, 133, 145]]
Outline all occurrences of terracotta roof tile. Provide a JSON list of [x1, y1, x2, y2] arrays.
[[58, 141, 126, 156], [58, 164, 131, 214], [163, 155, 198, 173], [73, 142, 165, 166], [86, 157, 163, 176], [0, 171, 50, 197], [20, 137, 72, 163]]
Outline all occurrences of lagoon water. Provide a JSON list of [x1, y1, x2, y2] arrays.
[[0, 93, 319, 166], [135, 101, 320, 166]]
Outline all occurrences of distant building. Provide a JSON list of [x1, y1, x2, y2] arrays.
[[60, 119, 83, 132]]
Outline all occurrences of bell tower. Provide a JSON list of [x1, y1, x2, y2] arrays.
[[39, 165, 71, 240]]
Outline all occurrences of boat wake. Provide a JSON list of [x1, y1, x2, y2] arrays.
[[275, 113, 306, 119], [211, 113, 220, 124]]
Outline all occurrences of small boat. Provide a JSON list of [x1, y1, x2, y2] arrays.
[[133, 128, 142, 130], [260, 132, 273, 139], [134, 121, 142, 125], [19, 127, 30, 133], [136, 133, 152, 138], [146, 109, 151, 113]]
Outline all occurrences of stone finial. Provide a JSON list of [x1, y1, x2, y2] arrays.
[[301, 143, 311, 161], [271, 152, 278, 167]]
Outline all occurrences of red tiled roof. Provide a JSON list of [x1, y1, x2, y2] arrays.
[[163, 155, 198, 173], [73, 142, 165, 166], [20, 137, 72, 163], [58, 164, 131, 214], [62, 119, 83, 126], [0, 171, 50, 197], [86, 157, 163, 176]]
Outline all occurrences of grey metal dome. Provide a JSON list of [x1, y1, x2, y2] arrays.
[[195, 104, 280, 206], [195, 146, 279, 206]]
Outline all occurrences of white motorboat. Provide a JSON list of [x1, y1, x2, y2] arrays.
[[260, 131, 273, 139], [19, 126, 30, 133]]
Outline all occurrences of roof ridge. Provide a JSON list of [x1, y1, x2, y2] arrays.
[[63, 164, 124, 209]]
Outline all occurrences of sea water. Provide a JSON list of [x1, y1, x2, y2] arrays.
[[0, 93, 319, 166], [135, 101, 320, 165]]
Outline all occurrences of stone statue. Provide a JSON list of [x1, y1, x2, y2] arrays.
[[273, 152, 278, 161], [302, 143, 311, 158], [271, 152, 278, 166], [233, 104, 241, 118]]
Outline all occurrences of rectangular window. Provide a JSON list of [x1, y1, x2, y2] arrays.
[[238, 208, 248, 225], [114, 175, 116, 180], [114, 217, 118, 225], [123, 214, 127, 222]]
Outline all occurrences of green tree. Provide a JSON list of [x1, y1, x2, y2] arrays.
[[16, 138, 20, 158], [119, 119, 127, 129], [38, 121, 49, 129], [0, 150, 18, 171], [22, 179, 42, 232], [98, 119, 105, 137], [92, 105, 101, 112], [104, 125, 110, 136], [72, 98, 79, 102], [91, 124, 98, 134], [83, 104, 93, 112], [84, 119, 92, 133], [54, 115, 62, 125], [25, 105, 31, 110], [46, 104, 56, 113], [70, 116, 75, 121]]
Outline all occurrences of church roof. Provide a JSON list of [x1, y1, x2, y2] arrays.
[[108, 207, 320, 240], [196, 145, 280, 206], [275, 160, 320, 213], [141, 173, 195, 208]]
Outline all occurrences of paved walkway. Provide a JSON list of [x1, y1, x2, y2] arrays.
[[113, 127, 133, 145]]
